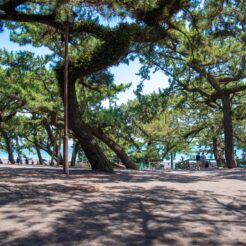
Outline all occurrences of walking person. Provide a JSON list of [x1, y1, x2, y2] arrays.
[[196, 152, 201, 170]]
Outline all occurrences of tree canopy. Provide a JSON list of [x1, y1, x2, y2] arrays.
[[0, 0, 245, 171]]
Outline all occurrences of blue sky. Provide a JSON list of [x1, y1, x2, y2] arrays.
[[1, 29, 169, 105]]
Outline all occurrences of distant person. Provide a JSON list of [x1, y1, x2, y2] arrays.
[[25, 157, 29, 165], [195, 152, 201, 169], [16, 157, 20, 164]]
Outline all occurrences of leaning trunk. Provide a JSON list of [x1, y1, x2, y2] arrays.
[[43, 120, 60, 165], [87, 126, 138, 170], [34, 140, 43, 165], [68, 79, 113, 173], [221, 95, 237, 168], [1, 129, 15, 164], [44, 122, 55, 165]]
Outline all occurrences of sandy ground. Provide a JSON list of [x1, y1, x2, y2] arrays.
[[0, 165, 245, 246]]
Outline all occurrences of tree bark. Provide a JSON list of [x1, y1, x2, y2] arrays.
[[43, 120, 61, 165], [221, 95, 237, 168], [15, 136, 22, 162], [68, 80, 114, 173], [44, 122, 55, 158], [71, 140, 80, 167], [170, 152, 174, 170], [57, 130, 63, 166], [87, 126, 138, 170], [211, 126, 226, 167], [34, 140, 43, 165], [1, 129, 15, 164]]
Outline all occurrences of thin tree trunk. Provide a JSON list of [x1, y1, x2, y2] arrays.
[[1, 129, 15, 164], [50, 146, 56, 165], [16, 136, 21, 161], [50, 129, 59, 166], [170, 152, 174, 170], [43, 120, 59, 165], [57, 130, 63, 166], [221, 95, 237, 168], [87, 126, 138, 170], [68, 80, 114, 173], [71, 140, 80, 167], [34, 140, 43, 165]]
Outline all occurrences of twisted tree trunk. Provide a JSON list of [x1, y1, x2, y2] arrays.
[[68, 79, 114, 173], [87, 125, 138, 169]]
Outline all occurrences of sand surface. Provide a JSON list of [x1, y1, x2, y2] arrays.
[[0, 165, 245, 246]]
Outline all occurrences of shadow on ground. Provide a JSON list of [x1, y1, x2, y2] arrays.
[[0, 166, 245, 246]]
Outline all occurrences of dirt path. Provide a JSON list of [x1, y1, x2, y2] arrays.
[[0, 165, 245, 246]]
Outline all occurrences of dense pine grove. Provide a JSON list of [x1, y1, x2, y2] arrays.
[[0, 0, 245, 171]]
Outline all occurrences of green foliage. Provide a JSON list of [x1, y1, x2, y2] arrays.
[[0, 50, 63, 157], [0, 0, 245, 164]]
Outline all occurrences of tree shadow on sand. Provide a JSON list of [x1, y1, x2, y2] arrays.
[[0, 166, 245, 245]]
